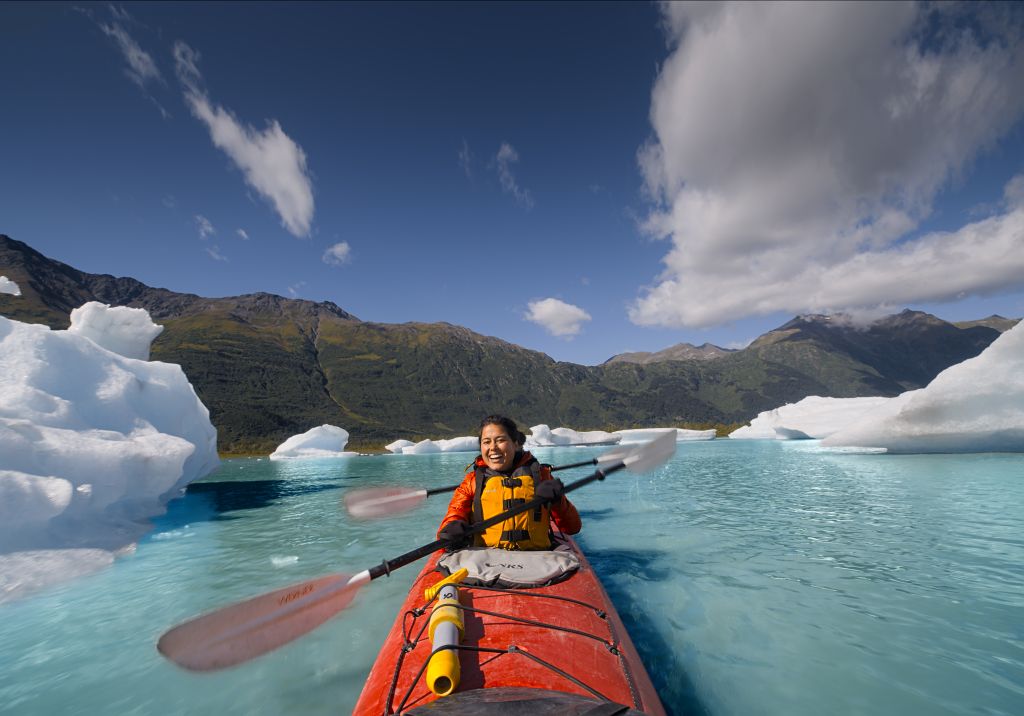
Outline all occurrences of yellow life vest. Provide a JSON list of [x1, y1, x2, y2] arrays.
[[470, 457, 552, 550]]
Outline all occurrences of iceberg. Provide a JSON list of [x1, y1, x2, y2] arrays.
[[614, 427, 716, 443], [729, 396, 892, 440], [68, 301, 163, 361], [678, 428, 717, 441], [0, 306, 219, 602], [436, 436, 479, 453], [399, 439, 441, 455], [387, 436, 479, 454], [0, 276, 20, 296], [385, 439, 415, 453], [269, 424, 357, 459], [823, 322, 1024, 453], [525, 424, 621, 448]]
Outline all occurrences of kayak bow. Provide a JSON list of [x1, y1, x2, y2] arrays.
[[352, 535, 665, 715]]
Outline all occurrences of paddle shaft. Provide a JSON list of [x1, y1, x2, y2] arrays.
[[367, 461, 623, 580]]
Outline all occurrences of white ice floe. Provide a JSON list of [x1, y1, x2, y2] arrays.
[[399, 439, 441, 455], [614, 427, 716, 443], [0, 276, 21, 296], [525, 425, 621, 448], [436, 436, 479, 452], [678, 428, 717, 440], [823, 322, 1024, 453], [68, 301, 164, 361], [729, 396, 892, 440], [385, 439, 415, 453], [269, 424, 358, 459], [0, 309, 219, 602], [389, 436, 479, 455]]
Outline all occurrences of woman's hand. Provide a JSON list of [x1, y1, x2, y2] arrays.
[[438, 519, 471, 549], [536, 478, 565, 503]]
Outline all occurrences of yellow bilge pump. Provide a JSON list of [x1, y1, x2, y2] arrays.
[[425, 568, 468, 696]]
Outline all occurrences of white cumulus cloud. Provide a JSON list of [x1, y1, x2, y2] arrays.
[[525, 298, 592, 338], [322, 241, 352, 266], [173, 42, 315, 238], [631, 2, 1024, 328], [495, 143, 534, 209], [236, 228, 250, 240]]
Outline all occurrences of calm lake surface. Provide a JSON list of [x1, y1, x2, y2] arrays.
[[2, 440, 1023, 715]]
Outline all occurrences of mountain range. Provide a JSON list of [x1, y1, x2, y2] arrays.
[[1, 234, 1018, 453], [605, 342, 734, 364]]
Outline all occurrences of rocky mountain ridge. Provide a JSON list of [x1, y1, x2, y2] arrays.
[[604, 342, 734, 365]]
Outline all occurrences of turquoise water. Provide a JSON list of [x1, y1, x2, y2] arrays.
[[1, 440, 1023, 715]]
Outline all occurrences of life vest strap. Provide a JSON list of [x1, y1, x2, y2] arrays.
[[500, 529, 531, 543], [503, 498, 526, 511]]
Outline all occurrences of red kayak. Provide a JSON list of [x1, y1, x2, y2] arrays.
[[353, 534, 666, 715]]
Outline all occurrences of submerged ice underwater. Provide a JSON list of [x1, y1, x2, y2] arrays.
[[1, 441, 1022, 715]]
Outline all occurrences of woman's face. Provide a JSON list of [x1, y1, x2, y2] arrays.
[[480, 424, 517, 471]]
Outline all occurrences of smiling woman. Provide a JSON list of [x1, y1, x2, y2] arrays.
[[436, 415, 582, 551]]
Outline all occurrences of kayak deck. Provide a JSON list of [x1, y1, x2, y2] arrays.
[[353, 537, 664, 715]]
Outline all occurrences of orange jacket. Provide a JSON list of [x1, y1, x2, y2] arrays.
[[438, 452, 582, 538]]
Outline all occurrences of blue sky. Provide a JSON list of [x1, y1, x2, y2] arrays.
[[2, 2, 1023, 365]]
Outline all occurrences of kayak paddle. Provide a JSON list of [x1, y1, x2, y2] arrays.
[[157, 431, 676, 672], [344, 444, 647, 520]]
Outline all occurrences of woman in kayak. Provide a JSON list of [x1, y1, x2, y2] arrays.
[[437, 415, 581, 550]]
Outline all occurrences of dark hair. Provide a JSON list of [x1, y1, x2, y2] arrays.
[[478, 414, 526, 446]]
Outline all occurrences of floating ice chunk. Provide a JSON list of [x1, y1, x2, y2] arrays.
[[527, 425, 621, 447], [614, 428, 715, 443], [388, 436, 479, 454], [435, 436, 479, 453], [527, 425, 561, 446], [400, 439, 442, 455], [823, 322, 1024, 453], [727, 423, 777, 440], [0, 276, 20, 296], [552, 427, 619, 445], [68, 302, 163, 361], [0, 312, 218, 584], [730, 396, 892, 440], [270, 424, 356, 459], [386, 439, 415, 454], [678, 428, 717, 441]]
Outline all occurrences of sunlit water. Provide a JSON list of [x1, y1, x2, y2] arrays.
[[2, 441, 1023, 715]]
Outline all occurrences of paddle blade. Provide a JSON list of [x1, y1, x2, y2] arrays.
[[158, 571, 366, 671], [621, 430, 677, 474], [344, 487, 427, 519]]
